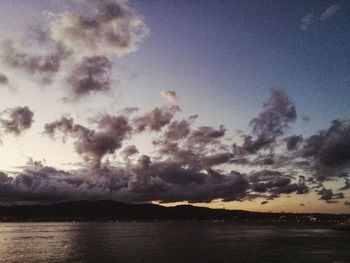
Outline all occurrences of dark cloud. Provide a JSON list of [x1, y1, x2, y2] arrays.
[[339, 178, 350, 191], [0, 166, 111, 204], [199, 153, 233, 168], [1, 40, 68, 83], [318, 188, 344, 202], [251, 89, 296, 137], [0, 160, 249, 204], [164, 116, 197, 141], [302, 120, 350, 167], [250, 89, 296, 143], [0, 106, 34, 136], [237, 135, 274, 155], [0, 72, 8, 85], [44, 116, 74, 141], [187, 125, 226, 146], [128, 161, 250, 203], [249, 170, 308, 198], [133, 105, 180, 132], [234, 89, 297, 154], [50, 0, 149, 56], [152, 118, 230, 172], [64, 56, 112, 100], [44, 114, 131, 167], [300, 119, 350, 180], [285, 135, 303, 151]]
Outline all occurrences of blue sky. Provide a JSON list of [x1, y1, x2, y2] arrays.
[[127, 0, 350, 132]]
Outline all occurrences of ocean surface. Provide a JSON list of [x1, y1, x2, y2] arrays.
[[0, 222, 349, 263]]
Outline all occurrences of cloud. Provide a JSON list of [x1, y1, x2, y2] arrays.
[[0, 72, 9, 85], [161, 90, 177, 104], [320, 5, 341, 21], [50, 0, 149, 57], [0, 106, 34, 136], [188, 125, 226, 145], [44, 116, 74, 141], [133, 105, 180, 132], [318, 187, 344, 202], [339, 178, 350, 191], [44, 114, 131, 167], [0, 159, 249, 204], [301, 119, 350, 180], [1, 40, 68, 83], [301, 13, 314, 31], [284, 135, 303, 151], [64, 56, 112, 101], [0, 87, 347, 206], [151, 113, 230, 173], [163, 117, 196, 141], [249, 170, 308, 198], [121, 145, 138, 161], [301, 5, 341, 31], [250, 89, 296, 139], [234, 89, 296, 154]]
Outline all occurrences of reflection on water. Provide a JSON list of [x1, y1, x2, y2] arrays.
[[0, 222, 349, 263]]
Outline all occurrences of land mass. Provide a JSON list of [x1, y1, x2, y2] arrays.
[[0, 200, 349, 223]]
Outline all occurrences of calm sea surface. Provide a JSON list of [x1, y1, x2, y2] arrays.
[[0, 222, 349, 263]]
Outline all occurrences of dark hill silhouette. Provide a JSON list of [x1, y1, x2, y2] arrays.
[[0, 200, 348, 223]]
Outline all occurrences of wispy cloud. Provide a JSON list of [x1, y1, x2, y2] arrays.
[[301, 5, 341, 31], [320, 5, 341, 21], [301, 13, 314, 31]]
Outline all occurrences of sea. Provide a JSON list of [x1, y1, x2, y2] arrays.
[[0, 222, 349, 263]]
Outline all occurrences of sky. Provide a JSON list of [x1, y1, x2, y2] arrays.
[[0, 0, 349, 213]]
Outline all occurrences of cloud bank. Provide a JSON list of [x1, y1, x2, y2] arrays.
[[0, 89, 347, 205]]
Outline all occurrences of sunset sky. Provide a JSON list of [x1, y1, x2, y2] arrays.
[[0, 0, 349, 213]]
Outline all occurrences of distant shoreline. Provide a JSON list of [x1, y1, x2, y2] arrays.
[[0, 200, 349, 224]]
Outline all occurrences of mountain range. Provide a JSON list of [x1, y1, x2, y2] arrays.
[[0, 200, 348, 223]]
